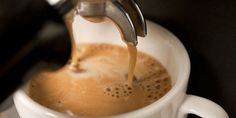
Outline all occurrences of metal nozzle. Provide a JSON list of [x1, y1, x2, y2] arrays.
[[47, 0, 147, 46]]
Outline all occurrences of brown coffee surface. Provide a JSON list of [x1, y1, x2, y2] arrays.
[[29, 43, 171, 116]]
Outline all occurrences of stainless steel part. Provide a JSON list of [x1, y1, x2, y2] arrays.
[[47, 0, 147, 45]]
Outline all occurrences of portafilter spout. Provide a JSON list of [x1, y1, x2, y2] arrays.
[[48, 0, 147, 45]]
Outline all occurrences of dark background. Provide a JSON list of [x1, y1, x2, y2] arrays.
[[137, 0, 236, 117]]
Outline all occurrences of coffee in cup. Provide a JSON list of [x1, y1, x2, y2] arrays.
[[28, 43, 171, 116], [27, 10, 171, 116]]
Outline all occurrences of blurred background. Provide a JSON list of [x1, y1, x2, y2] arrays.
[[137, 0, 236, 117]]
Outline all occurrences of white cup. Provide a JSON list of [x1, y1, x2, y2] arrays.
[[13, 16, 229, 118]]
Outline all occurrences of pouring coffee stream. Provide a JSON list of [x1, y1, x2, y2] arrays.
[[62, 0, 147, 85]]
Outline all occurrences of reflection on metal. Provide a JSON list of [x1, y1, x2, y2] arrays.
[[47, 0, 147, 46]]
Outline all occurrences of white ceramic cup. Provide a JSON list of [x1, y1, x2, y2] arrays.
[[13, 16, 229, 118]]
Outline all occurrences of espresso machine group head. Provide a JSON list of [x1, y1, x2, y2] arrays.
[[49, 0, 147, 45]]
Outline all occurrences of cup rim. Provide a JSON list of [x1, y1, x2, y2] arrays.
[[13, 21, 191, 118]]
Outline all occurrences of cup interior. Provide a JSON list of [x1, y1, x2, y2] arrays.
[[14, 16, 190, 118], [73, 16, 190, 86]]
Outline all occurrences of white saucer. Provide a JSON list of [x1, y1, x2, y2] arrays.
[[0, 96, 20, 118], [0, 105, 20, 118]]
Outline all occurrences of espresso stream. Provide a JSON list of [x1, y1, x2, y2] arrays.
[[28, 14, 171, 116], [64, 13, 137, 86]]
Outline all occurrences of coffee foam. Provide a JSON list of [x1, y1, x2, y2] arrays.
[[29, 43, 171, 116]]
